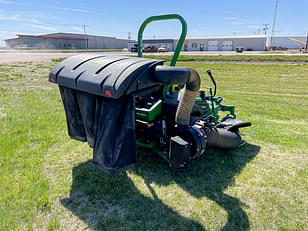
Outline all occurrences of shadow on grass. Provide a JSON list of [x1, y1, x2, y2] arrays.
[[61, 143, 260, 231]]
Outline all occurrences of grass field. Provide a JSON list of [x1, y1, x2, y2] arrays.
[[143, 55, 308, 63], [0, 59, 307, 230]]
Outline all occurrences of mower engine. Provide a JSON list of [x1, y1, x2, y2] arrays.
[[135, 66, 251, 170]]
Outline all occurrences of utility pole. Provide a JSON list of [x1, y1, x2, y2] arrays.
[[269, 0, 278, 50], [263, 24, 269, 35], [128, 32, 131, 41], [305, 32, 308, 52], [83, 24, 88, 49]]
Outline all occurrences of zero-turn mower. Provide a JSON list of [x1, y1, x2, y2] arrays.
[[49, 14, 251, 174]]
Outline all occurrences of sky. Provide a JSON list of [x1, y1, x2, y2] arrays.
[[0, 0, 308, 46]]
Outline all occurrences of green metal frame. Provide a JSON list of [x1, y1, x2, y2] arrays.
[[195, 95, 236, 125], [137, 14, 187, 98], [137, 14, 187, 66], [136, 100, 162, 121], [209, 99, 236, 124], [136, 14, 187, 149]]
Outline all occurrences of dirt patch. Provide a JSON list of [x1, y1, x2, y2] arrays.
[[0, 53, 76, 64]]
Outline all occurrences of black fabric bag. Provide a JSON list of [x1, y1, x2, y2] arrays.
[[59, 86, 136, 174], [59, 86, 87, 142], [76, 91, 96, 147], [93, 96, 136, 174]]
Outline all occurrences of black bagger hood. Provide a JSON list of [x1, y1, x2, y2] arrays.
[[49, 54, 164, 174]]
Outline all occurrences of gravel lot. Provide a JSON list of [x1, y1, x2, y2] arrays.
[[0, 52, 132, 64], [0, 52, 77, 64]]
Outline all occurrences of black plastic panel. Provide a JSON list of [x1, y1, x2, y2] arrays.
[[49, 54, 164, 99]]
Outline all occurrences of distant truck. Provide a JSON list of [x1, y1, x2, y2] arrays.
[[235, 47, 244, 53], [142, 45, 157, 52]]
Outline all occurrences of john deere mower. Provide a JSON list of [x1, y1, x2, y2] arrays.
[[49, 14, 251, 174]]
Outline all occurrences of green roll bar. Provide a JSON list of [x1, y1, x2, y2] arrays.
[[137, 14, 187, 66]]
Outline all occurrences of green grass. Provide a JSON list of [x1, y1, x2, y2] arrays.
[[0, 60, 307, 230], [143, 54, 308, 63]]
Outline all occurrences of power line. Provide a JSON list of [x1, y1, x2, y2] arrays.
[[263, 24, 269, 35]]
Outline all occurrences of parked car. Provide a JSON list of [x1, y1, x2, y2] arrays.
[[158, 46, 169, 52], [130, 44, 138, 52], [142, 45, 157, 52]]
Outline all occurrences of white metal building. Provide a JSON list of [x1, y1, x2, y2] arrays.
[[129, 35, 267, 52], [4, 33, 131, 49], [175, 35, 267, 51]]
